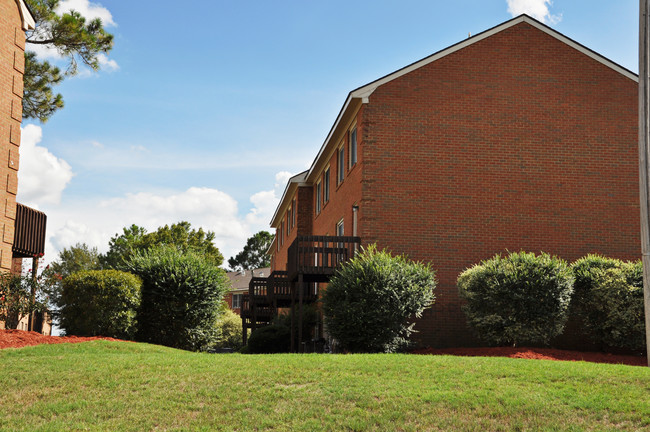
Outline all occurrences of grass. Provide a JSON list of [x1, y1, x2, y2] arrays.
[[1, 341, 649, 431]]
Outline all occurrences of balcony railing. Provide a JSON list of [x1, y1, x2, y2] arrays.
[[287, 236, 361, 282]]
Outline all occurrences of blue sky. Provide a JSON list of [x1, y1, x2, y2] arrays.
[[18, 0, 639, 264]]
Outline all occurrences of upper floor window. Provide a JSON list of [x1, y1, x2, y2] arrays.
[[280, 221, 284, 246], [324, 167, 330, 203], [316, 181, 322, 214], [337, 146, 345, 184], [336, 219, 344, 236], [292, 198, 296, 228], [349, 127, 357, 168], [287, 208, 291, 233]]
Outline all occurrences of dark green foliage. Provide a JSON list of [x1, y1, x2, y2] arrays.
[[247, 324, 291, 354], [243, 306, 318, 354], [228, 231, 273, 271], [127, 246, 228, 351], [24, 0, 114, 121], [458, 251, 574, 347], [322, 245, 436, 353], [570, 255, 646, 352], [101, 222, 223, 270], [23, 52, 64, 122], [58, 270, 141, 338]]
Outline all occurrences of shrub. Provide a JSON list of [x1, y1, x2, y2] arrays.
[[247, 324, 291, 353], [458, 251, 573, 347], [127, 246, 228, 351], [0, 273, 48, 330], [214, 308, 244, 350], [322, 245, 436, 353], [58, 270, 141, 338], [570, 255, 645, 352]]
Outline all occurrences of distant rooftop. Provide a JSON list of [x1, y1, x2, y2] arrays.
[[226, 267, 270, 291]]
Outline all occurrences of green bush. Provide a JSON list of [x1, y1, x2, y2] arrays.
[[127, 246, 228, 351], [570, 255, 645, 352], [0, 273, 48, 330], [214, 308, 244, 350], [458, 251, 573, 347], [322, 245, 436, 353], [247, 324, 291, 353], [58, 270, 141, 338]]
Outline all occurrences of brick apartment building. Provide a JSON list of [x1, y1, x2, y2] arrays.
[[243, 14, 640, 349], [0, 0, 49, 334]]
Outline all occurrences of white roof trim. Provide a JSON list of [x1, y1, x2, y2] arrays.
[[304, 14, 637, 183], [350, 14, 636, 100], [270, 171, 308, 227], [16, 0, 36, 30]]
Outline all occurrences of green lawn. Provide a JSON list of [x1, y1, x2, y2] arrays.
[[1, 341, 648, 431]]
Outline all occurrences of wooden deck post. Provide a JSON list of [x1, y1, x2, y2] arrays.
[[290, 280, 296, 353], [639, 0, 650, 367], [298, 273, 304, 353], [242, 318, 248, 346]]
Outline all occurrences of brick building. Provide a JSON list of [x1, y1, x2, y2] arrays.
[[244, 14, 640, 349], [0, 1, 49, 334]]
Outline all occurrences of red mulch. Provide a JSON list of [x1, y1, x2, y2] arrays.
[[0, 329, 123, 350], [411, 346, 648, 367]]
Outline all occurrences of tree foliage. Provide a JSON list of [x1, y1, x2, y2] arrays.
[[48, 243, 101, 279], [322, 245, 436, 353], [570, 255, 646, 352], [0, 273, 48, 329], [458, 251, 574, 347], [228, 231, 273, 271], [58, 270, 141, 338], [23, 0, 114, 121], [101, 222, 223, 270], [127, 246, 228, 351]]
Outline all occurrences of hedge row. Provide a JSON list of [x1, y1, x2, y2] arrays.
[[458, 252, 646, 352]]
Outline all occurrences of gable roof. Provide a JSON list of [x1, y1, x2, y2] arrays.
[[304, 14, 638, 181], [270, 170, 308, 227], [16, 0, 36, 30]]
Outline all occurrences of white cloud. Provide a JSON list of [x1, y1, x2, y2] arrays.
[[506, 0, 561, 24], [97, 53, 119, 71], [17, 125, 74, 206], [44, 171, 293, 266], [56, 0, 116, 27], [90, 140, 104, 149]]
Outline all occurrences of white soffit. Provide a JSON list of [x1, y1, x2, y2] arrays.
[[16, 0, 36, 30]]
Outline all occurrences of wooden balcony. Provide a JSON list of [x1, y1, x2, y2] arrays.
[[287, 235, 361, 282], [12, 203, 47, 258]]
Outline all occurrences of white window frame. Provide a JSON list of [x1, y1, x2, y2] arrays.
[[324, 167, 330, 203], [349, 126, 357, 168], [316, 181, 322, 214], [337, 145, 345, 184]]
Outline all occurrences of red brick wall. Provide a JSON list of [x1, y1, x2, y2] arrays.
[[0, 0, 24, 271], [312, 107, 365, 237], [361, 22, 639, 347]]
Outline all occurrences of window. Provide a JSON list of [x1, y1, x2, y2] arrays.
[[232, 294, 242, 309], [337, 146, 345, 184], [316, 181, 322, 214], [292, 198, 296, 228], [336, 219, 344, 236], [324, 167, 330, 203], [280, 221, 284, 246], [349, 127, 357, 168], [287, 209, 291, 233]]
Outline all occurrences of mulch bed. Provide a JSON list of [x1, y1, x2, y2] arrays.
[[411, 346, 648, 367], [1, 329, 647, 367], [0, 329, 122, 350]]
